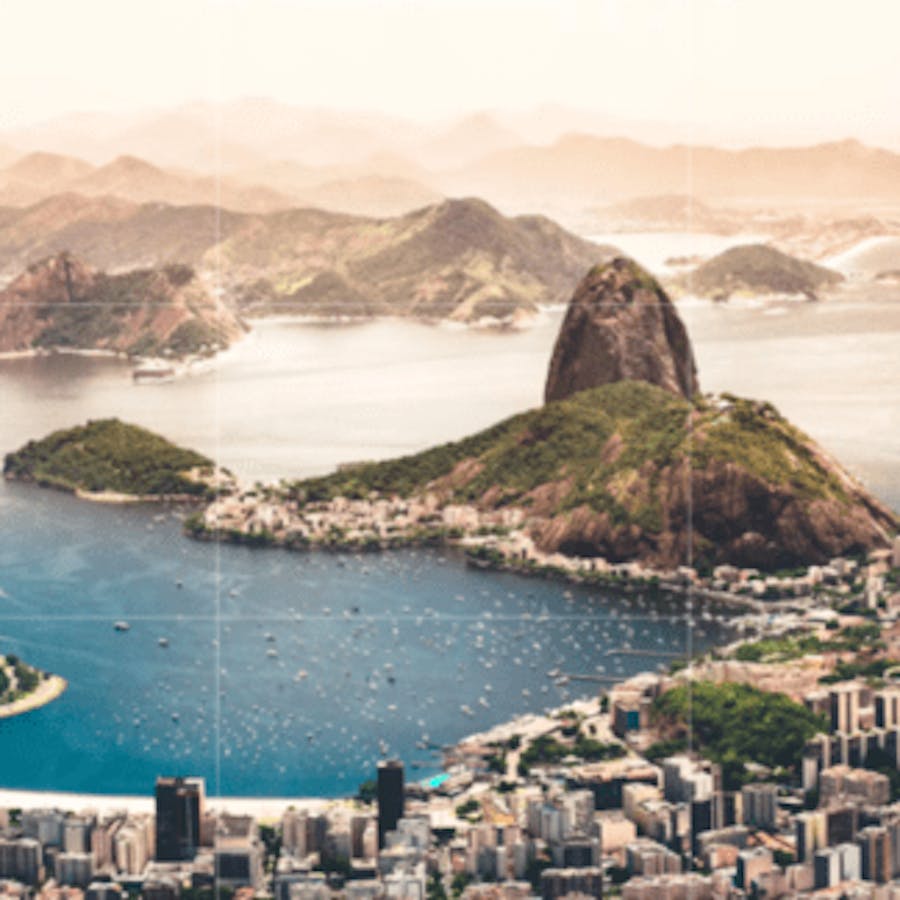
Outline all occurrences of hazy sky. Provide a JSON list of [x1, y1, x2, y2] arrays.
[[2, 0, 899, 145]]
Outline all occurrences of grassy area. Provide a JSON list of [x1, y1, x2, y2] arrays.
[[4, 419, 214, 497], [652, 681, 827, 789]]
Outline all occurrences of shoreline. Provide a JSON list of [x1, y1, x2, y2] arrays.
[[0, 674, 67, 720], [0, 787, 343, 819]]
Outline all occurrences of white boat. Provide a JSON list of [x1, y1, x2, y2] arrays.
[[114, 621, 130, 632]]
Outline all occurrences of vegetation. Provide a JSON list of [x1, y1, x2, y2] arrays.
[[0, 655, 46, 704], [455, 799, 480, 818], [735, 623, 885, 665], [288, 381, 857, 541], [356, 779, 377, 804], [4, 419, 214, 497], [652, 681, 827, 789], [518, 732, 625, 772]]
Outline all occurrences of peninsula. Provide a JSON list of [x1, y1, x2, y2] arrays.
[[191, 258, 897, 574]]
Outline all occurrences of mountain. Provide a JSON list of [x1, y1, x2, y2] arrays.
[[590, 194, 742, 234], [0, 152, 96, 205], [224, 198, 617, 322], [545, 257, 699, 402], [417, 113, 522, 168], [0, 194, 610, 324], [67, 155, 292, 212], [448, 135, 900, 214], [288, 260, 896, 570], [4, 419, 217, 499], [0, 253, 245, 357], [0, 152, 293, 213], [688, 244, 844, 300]]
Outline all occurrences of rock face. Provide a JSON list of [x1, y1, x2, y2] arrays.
[[545, 257, 699, 403], [0, 253, 246, 357]]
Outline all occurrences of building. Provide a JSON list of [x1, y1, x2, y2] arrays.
[[736, 847, 773, 892], [858, 825, 893, 883], [155, 777, 204, 862], [56, 853, 93, 888], [540, 867, 603, 900], [377, 761, 405, 850], [0, 839, 41, 885], [741, 783, 778, 831], [214, 814, 263, 889], [830, 683, 863, 734]]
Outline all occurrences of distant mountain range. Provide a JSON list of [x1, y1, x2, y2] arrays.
[[0, 151, 445, 217], [4, 101, 900, 222], [0, 197, 614, 325]]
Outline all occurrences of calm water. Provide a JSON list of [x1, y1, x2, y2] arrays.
[[0, 482, 725, 796], [0, 237, 897, 796]]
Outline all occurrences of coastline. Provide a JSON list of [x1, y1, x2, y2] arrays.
[[0, 787, 340, 820], [0, 674, 67, 720]]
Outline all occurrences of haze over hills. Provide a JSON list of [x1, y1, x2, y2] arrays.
[[5, 100, 900, 220], [0, 151, 446, 219], [0, 196, 612, 325], [446, 136, 900, 213]]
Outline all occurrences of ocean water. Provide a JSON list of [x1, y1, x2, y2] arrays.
[[0, 482, 726, 797], [0, 251, 897, 797]]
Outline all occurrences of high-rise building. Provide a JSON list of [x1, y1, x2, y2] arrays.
[[377, 760, 405, 849], [858, 825, 892, 884], [155, 776, 204, 861], [830, 684, 862, 734], [741, 783, 778, 831]]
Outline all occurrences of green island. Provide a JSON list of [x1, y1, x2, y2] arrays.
[[0, 654, 67, 719], [3, 418, 217, 499]]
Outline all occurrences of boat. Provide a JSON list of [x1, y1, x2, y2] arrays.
[[158, 637, 169, 647], [114, 621, 130, 632], [132, 360, 175, 383]]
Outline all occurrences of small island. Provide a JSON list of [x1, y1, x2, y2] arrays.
[[0, 653, 67, 719], [3, 418, 229, 501], [684, 243, 843, 301]]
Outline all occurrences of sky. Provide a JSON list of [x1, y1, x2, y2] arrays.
[[2, 0, 899, 146]]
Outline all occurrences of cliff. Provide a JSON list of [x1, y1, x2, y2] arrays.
[[545, 257, 699, 402]]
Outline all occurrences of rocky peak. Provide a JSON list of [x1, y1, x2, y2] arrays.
[[8, 253, 96, 304], [545, 257, 699, 403]]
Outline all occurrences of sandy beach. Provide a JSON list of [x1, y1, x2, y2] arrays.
[[0, 675, 67, 720], [0, 787, 348, 820]]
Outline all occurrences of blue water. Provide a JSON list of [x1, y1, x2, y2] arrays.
[[0, 481, 729, 798]]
